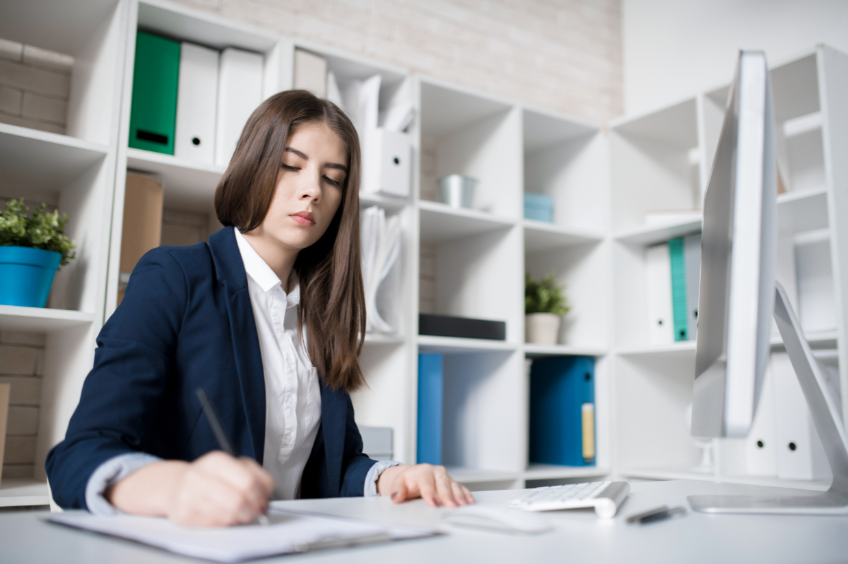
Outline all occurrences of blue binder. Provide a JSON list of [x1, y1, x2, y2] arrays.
[[529, 356, 595, 466], [417, 354, 443, 465]]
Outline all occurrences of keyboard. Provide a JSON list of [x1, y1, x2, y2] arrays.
[[508, 481, 630, 519]]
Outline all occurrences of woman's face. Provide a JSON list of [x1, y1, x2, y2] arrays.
[[257, 121, 348, 253]]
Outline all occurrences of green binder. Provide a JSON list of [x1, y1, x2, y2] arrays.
[[668, 237, 689, 341], [129, 32, 180, 155]]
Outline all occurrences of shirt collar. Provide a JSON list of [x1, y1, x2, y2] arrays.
[[234, 229, 300, 308]]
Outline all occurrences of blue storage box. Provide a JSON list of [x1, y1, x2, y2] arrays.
[[523, 192, 554, 223]]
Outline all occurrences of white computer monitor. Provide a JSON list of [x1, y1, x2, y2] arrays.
[[691, 50, 777, 439], [688, 51, 848, 515]]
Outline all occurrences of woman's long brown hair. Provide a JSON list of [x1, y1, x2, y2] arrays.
[[214, 90, 366, 392]]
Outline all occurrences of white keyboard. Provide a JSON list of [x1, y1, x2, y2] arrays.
[[508, 481, 630, 519]]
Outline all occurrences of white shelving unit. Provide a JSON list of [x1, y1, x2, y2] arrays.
[[3, 1, 845, 507], [0, 0, 126, 505], [609, 46, 848, 486]]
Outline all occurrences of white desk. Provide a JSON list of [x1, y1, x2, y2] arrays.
[[1, 480, 846, 563]]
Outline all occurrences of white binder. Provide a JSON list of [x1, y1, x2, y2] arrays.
[[361, 128, 411, 197], [645, 244, 673, 345], [745, 358, 778, 476], [215, 47, 263, 167], [294, 49, 327, 97], [772, 352, 830, 480], [175, 42, 218, 164]]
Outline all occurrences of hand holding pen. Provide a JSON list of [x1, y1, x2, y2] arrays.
[[196, 389, 274, 526]]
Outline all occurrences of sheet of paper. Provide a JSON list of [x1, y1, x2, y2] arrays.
[[48, 510, 433, 563]]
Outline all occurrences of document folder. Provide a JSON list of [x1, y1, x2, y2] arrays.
[[529, 356, 596, 466], [175, 42, 219, 164], [216, 48, 263, 166], [668, 237, 688, 341], [417, 354, 443, 465], [129, 32, 180, 155]]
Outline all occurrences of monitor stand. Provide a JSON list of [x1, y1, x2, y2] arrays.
[[688, 282, 848, 515]]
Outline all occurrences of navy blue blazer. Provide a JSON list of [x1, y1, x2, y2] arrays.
[[46, 226, 377, 510]]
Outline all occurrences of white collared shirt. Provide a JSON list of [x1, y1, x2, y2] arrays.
[[234, 229, 322, 500]]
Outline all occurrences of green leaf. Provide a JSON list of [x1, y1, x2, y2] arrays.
[[524, 271, 570, 316]]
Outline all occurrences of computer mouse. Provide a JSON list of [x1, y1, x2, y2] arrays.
[[441, 505, 553, 534]]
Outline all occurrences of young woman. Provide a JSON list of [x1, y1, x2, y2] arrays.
[[46, 90, 473, 527]]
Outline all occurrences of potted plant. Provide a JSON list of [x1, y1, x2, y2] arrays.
[[525, 272, 570, 345], [0, 199, 76, 308]]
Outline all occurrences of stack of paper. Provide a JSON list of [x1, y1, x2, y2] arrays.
[[361, 206, 401, 334]]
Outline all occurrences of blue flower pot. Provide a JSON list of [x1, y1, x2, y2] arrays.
[[0, 246, 62, 308]]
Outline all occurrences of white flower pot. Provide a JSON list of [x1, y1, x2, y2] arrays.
[[525, 313, 561, 345]]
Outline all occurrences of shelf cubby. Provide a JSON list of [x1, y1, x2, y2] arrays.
[[610, 98, 702, 231], [417, 224, 522, 344], [525, 242, 610, 349], [439, 350, 526, 476], [613, 354, 703, 474], [351, 341, 411, 467], [0, 0, 125, 146], [419, 78, 521, 218], [287, 39, 413, 128], [522, 106, 608, 233]]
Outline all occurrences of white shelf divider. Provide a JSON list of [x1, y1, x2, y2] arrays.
[[0, 123, 109, 191], [523, 221, 604, 252], [613, 219, 703, 246], [523, 343, 608, 358], [418, 201, 515, 245], [417, 335, 517, 354], [0, 306, 95, 333], [126, 148, 225, 212], [0, 479, 50, 508], [522, 464, 609, 481], [444, 467, 522, 485]]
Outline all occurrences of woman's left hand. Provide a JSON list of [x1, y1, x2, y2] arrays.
[[376, 464, 474, 508]]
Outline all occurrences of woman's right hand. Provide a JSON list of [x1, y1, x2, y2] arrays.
[[106, 451, 275, 527]]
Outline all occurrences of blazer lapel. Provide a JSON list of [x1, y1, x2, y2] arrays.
[[208, 227, 266, 463], [320, 382, 347, 496]]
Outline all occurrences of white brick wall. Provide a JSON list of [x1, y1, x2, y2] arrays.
[[172, 0, 623, 122], [0, 331, 45, 480], [0, 38, 73, 135]]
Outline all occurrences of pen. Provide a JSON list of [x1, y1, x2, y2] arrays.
[[196, 388, 270, 526], [625, 505, 686, 525]]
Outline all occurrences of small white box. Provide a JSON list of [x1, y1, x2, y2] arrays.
[[361, 128, 411, 197]]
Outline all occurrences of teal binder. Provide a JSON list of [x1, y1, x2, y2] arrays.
[[668, 237, 688, 341], [129, 32, 180, 155]]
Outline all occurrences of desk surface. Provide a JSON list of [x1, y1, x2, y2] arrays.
[[1, 480, 846, 564]]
